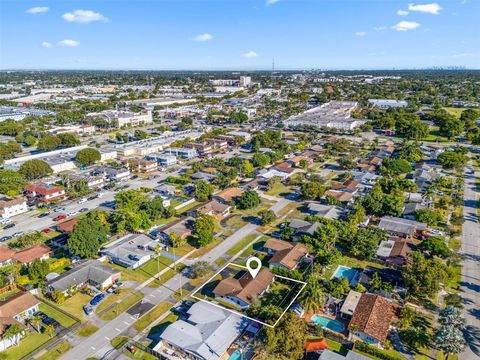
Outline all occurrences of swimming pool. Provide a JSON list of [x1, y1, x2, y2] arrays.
[[332, 265, 358, 284], [229, 350, 242, 360], [311, 315, 345, 333]]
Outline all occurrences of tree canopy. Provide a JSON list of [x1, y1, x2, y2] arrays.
[[19, 159, 53, 179]]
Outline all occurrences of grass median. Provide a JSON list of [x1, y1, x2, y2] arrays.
[[100, 291, 144, 321], [37, 341, 71, 360], [133, 301, 173, 332], [77, 322, 99, 337]]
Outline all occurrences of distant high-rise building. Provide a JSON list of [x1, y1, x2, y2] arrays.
[[239, 76, 251, 87]]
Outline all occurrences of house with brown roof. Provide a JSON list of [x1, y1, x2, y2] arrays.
[[263, 238, 309, 270], [330, 180, 359, 194], [191, 200, 231, 220], [376, 237, 415, 266], [213, 268, 275, 309], [55, 218, 80, 233], [12, 245, 51, 265], [0, 291, 38, 351], [212, 187, 244, 205], [158, 217, 194, 244], [24, 182, 66, 202], [324, 190, 353, 203], [347, 293, 396, 347], [287, 156, 314, 168], [0, 247, 15, 267]]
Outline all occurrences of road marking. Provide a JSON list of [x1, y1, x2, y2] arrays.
[[91, 346, 96, 350], [123, 321, 130, 325], [115, 328, 121, 332], [129, 316, 136, 320], [105, 336, 110, 340]]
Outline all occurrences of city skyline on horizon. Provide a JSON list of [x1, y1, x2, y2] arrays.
[[1, 0, 479, 70]]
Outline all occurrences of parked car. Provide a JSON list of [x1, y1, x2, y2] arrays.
[[90, 294, 105, 306], [67, 211, 78, 217], [0, 236, 11, 242], [79, 208, 89, 213], [53, 215, 67, 222], [83, 305, 94, 316], [41, 228, 52, 233], [38, 212, 50, 218], [12, 231, 24, 237], [106, 285, 117, 294], [3, 223, 15, 229], [77, 198, 88, 204], [0, 218, 12, 225], [96, 192, 105, 198]]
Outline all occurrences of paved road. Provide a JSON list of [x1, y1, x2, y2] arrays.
[[0, 170, 180, 239], [62, 197, 292, 359], [461, 160, 480, 359]]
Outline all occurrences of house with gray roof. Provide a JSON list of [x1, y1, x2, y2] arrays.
[[288, 219, 322, 239], [100, 233, 162, 269], [378, 216, 427, 238], [307, 203, 344, 220], [319, 349, 370, 360], [154, 301, 248, 360], [46, 260, 120, 295]]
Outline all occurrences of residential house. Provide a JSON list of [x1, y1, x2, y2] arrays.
[[0, 291, 39, 351], [124, 158, 158, 174], [287, 156, 314, 168], [190, 172, 216, 183], [66, 172, 104, 188], [318, 350, 371, 360], [258, 161, 295, 180], [213, 268, 275, 309], [99, 166, 131, 181], [190, 200, 231, 220], [101, 233, 161, 269], [378, 216, 427, 238], [402, 202, 426, 220], [154, 301, 248, 360], [306, 203, 344, 220], [347, 293, 396, 347], [0, 197, 28, 219], [154, 184, 177, 197], [146, 153, 178, 167], [184, 142, 213, 157], [339, 290, 362, 320], [376, 237, 415, 266], [263, 238, 309, 270], [288, 219, 322, 239], [24, 183, 66, 202], [0, 247, 15, 267], [55, 218, 80, 234], [323, 190, 353, 203], [158, 217, 194, 244], [330, 180, 359, 194], [12, 245, 51, 265], [212, 187, 244, 205], [46, 260, 120, 295]]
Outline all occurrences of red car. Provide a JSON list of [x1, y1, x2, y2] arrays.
[[42, 228, 52, 233], [53, 214, 67, 222]]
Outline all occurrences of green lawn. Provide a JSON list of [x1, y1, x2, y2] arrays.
[[226, 233, 260, 257], [326, 339, 349, 356], [443, 107, 464, 118], [37, 340, 71, 360], [55, 292, 91, 322], [149, 313, 179, 337], [137, 256, 175, 279], [133, 301, 173, 332], [0, 288, 20, 300], [1, 332, 51, 360], [100, 291, 144, 321], [96, 288, 132, 314], [191, 237, 223, 258], [77, 322, 99, 337], [324, 255, 384, 278], [39, 302, 78, 328], [176, 200, 200, 214], [111, 336, 129, 349], [265, 182, 289, 196]]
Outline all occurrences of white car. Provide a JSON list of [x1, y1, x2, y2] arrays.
[[77, 198, 88, 204], [67, 211, 78, 217], [96, 193, 105, 198]]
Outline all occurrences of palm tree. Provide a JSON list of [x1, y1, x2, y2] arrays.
[[29, 315, 42, 333], [43, 324, 55, 338], [3, 324, 23, 346], [299, 277, 324, 314]]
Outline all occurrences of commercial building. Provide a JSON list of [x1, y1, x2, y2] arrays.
[[284, 101, 366, 131], [124, 158, 158, 174], [47, 124, 96, 136], [164, 147, 198, 160], [0, 106, 55, 122], [145, 153, 178, 166], [86, 109, 153, 128], [0, 197, 28, 219], [368, 99, 408, 109]]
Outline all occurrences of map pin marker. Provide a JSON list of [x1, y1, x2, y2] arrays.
[[246, 257, 262, 279]]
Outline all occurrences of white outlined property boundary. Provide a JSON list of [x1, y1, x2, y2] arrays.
[[190, 262, 307, 328]]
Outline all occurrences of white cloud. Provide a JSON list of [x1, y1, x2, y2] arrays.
[[355, 31, 366, 37], [58, 39, 80, 47], [266, 0, 280, 5], [62, 9, 109, 23], [408, 3, 442, 14], [26, 6, 49, 14], [397, 10, 410, 15], [374, 26, 387, 31], [452, 53, 474, 58], [243, 51, 259, 58], [41, 41, 53, 48], [192, 33, 213, 42], [392, 21, 421, 31]]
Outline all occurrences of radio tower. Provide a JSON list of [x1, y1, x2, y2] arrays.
[[272, 58, 275, 76]]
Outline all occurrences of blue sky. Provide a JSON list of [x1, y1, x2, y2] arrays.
[[1, 0, 479, 70]]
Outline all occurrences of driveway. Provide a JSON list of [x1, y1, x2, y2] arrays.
[[460, 160, 480, 359]]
